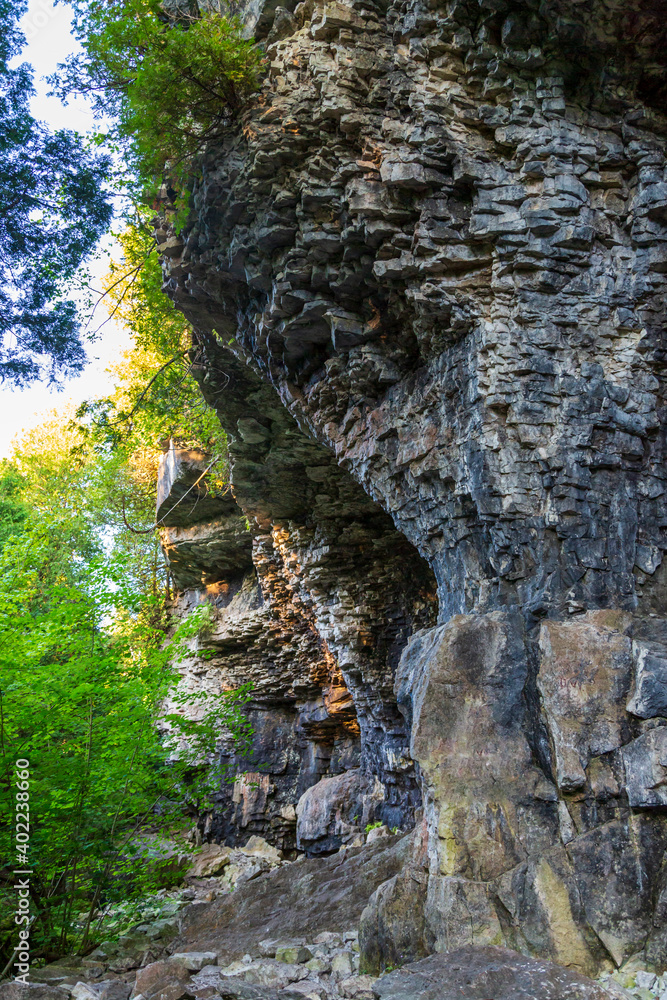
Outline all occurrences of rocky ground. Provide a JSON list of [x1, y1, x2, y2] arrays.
[[2, 834, 665, 1000]]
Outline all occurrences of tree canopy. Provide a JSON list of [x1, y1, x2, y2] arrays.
[[0, 0, 112, 386], [56, 0, 263, 188]]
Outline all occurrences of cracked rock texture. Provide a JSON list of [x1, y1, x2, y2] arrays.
[[157, 0, 667, 977]]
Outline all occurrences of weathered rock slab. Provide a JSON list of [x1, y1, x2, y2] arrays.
[[371, 946, 614, 999], [538, 612, 633, 792], [0, 986, 65, 1000], [621, 728, 667, 808], [175, 835, 411, 964]]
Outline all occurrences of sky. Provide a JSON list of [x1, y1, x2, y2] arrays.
[[0, 0, 131, 456]]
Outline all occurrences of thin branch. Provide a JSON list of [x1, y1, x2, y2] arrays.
[[110, 351, 189, 426], [120, 456, 227, 535], [84, 257, 148, 337]]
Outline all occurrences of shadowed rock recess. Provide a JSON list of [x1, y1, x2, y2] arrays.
[[156, 0, 667, 978]]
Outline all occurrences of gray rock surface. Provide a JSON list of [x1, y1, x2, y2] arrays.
[[174, 834, 410, 962], [371, 946, 614, 999], [0, 987, 65, 1000], [151, 0, 667, 975], [131, 960, 193, 1000]]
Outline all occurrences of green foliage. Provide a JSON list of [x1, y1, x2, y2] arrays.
[[0, 462, 28, 551], [0, 419, 252, 966], [0, 0, 265, 969], [365, 821, 383, 833], [75, 216, 230, 546], [81, 215, 225, 463], [55, 0, 264, 187]]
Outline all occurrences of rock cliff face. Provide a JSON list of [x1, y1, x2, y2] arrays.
[[157, 0, 667, 976]]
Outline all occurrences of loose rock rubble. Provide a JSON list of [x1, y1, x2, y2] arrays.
[[600, 967, 667, 1000], [10, 838, 411, 1000], [24, 838, 289, 989], [28, 928, 370, 1000]]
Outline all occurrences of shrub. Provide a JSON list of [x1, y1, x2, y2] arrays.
[[56, 0, 264, 185]]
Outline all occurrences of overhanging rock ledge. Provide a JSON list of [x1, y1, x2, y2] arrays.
[[156, 0, 667, 976]]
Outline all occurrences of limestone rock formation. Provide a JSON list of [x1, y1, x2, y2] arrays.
[[155, 0, 667, 977], [372, 946, 615, 1000]]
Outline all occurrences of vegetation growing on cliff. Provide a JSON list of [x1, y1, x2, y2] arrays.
[[83, 215, 225, 459], [0, 171, 239, 974], [55, 0, 263, 186]]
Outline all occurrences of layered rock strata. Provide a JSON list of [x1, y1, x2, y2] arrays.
[[157, 0, 667, 976], [159, 445, 435, 852]]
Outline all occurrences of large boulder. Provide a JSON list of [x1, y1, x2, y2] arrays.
[[296, 770, 382, 854]]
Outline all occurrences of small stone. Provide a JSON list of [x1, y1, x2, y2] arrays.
[[338, 975, 377, 999], [145, 920, 179, 942], [132, 959, 192, 1000], [170, 954, 217, 972], [283, 984, 327, 1000], [81, 963, 106, 978], [90, 948, 114, 962], [597, 977, 634, 1000], [365, 826, 388, 844], [313, 933, 342, 949], [258, 939, 305, 958], [70, 986, 97, 1000], [94, 984, 132, 1000], [240, 959, 308, 988], [275, 947, 312, 965], [186, 844, 232, 878], [217, 962, 247, 977], [304, 959, 330, 974], [636, 972, 658, 991], [241, 836, 283, 865], [342, 931, 359, 943], [331, 953, 354, 979]]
